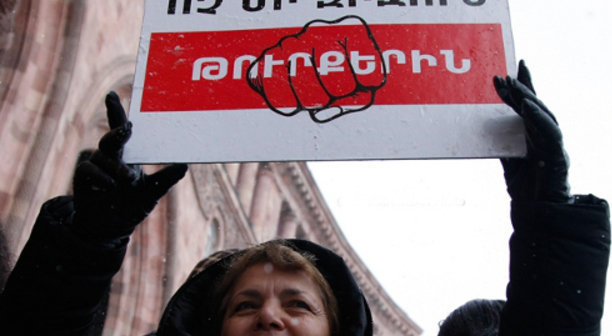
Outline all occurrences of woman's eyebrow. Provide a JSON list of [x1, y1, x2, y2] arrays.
[[279, 288, 310, 299], [234, 289, 262, 299]]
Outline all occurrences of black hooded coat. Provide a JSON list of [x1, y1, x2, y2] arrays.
[[152, 239, 372, 336]]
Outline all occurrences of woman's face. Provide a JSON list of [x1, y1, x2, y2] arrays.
[[221, 262, 331, 336]]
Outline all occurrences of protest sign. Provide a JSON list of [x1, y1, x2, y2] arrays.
[[125, 0, 523, 163]]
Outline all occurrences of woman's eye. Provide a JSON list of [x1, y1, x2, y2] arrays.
[[233, 301, 256, 312], [288, 300, 311, 311]]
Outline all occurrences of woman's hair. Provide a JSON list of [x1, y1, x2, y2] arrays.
[[213, 240, 339, 334], [438, 299, 505, 336]]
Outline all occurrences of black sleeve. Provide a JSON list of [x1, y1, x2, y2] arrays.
[[0, 196, 128, 335], [500, 194, 610, 336]]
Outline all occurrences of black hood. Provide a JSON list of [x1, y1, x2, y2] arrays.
[[155, 239, 373, 336]]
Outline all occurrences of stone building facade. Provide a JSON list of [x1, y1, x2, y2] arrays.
[[0, 1, 421, 335]]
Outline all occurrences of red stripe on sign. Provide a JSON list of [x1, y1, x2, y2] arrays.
[[141, 24, 506, 112]]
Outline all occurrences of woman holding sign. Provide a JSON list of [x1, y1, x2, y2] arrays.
[[0, 62, 608, 336]]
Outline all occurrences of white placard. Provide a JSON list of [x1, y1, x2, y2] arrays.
[[125, 0, 522, 163]]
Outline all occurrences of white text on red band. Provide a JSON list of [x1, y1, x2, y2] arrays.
[[191, 49, 470, 81]]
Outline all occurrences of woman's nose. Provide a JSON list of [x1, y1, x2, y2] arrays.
[[257, 301, 286, 330]]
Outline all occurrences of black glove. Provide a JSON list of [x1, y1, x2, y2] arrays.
[[494, 60, 570, 203], [70, 91, 188, 244]]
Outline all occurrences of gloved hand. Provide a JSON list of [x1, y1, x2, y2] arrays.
[[70, 91, 188, 244], [494, 60, 570, 203]]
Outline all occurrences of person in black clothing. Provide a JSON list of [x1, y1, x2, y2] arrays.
[[438, 299, 505, 336], [437, 61, 610, 335]]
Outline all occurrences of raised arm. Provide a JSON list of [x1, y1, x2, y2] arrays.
[[495, 61, 610, 336], [0, 92, 187, 335]]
